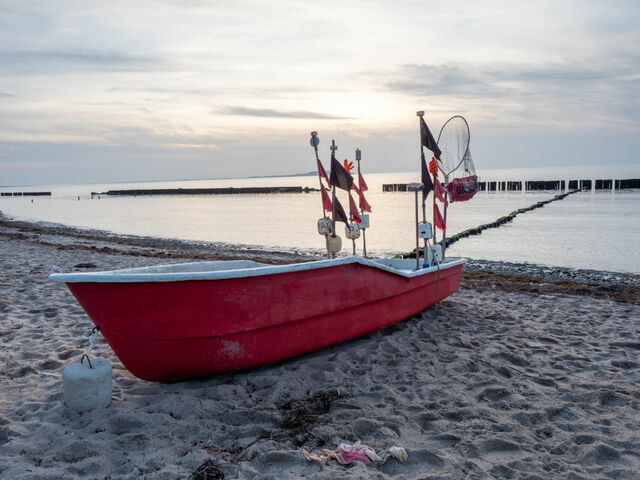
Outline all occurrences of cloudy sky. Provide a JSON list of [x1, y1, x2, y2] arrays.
[[1, 0, 638, 185]]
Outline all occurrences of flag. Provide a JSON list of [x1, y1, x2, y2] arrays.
[[420, 117, 441, 160], [332, 195, 349, 225], [428, 156, 439, 175], [434, 177, 449, 207], [421, 153, 434, 202], [358, 190, 372, 213], [330, 151, 354, 191], [349, 193, 362, 224], [351, 183, 361, 196], [434, 204, 446, 231], [358, 167, 368, 192], [317, 159, 331, 188], [320, 184, 332, 212]]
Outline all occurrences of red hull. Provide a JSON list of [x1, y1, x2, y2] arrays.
[[60, 259, 463, 381]]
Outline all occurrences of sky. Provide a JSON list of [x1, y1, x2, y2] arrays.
[[1, 0, 639, 186]]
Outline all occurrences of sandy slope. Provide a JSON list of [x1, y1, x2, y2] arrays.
[[1, 224, 639, 479]]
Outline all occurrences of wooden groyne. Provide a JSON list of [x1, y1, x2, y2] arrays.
[[443, 189, 584, 248], [100, 186, 314, 196], [402, 189, 585, 258], [384, 178, 640, 192], [0, 191, 51, 197]]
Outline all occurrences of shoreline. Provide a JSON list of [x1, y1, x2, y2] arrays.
[[2, 210, 639, 303], [1, 212, 639, 478]]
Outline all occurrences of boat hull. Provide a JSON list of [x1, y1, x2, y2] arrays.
[[59, 259, 464, 381]]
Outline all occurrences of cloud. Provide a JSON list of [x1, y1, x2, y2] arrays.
[[222, 106, 351, 120], [384, 58, 640, 129], [0, 49, 163, 74]]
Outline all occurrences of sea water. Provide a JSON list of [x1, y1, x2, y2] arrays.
[[1, 165, 639, 273]]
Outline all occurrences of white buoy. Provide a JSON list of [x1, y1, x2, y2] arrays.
[[63, 358, 112, 411], [326, 234, 342, 254]]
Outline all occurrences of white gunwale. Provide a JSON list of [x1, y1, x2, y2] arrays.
[[49, 256, 467, 283]]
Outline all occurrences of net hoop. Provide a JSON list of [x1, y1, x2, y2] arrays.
[[436, 115, 470, 179]]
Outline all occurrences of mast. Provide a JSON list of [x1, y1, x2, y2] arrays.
[[310, 131, 326, 219], [417, 111, 431, 265], [330, 139, 338, 257], [356, 148, 367, 258], [442, 173, 449, 258]]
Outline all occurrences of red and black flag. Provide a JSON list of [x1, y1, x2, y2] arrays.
[[359, 189, 372, 213], [420, 116, 441, 160], [330, 151, 354, 191], [421, 152, 434, 202], [349, 193, 362, 224], [434, 177, 449, 207], [332, 195, 349, 225], [320, 184, 332, 212], [434, 204, 446, 231], [317, 159, 331, 188], [358, 166, 368, 192]]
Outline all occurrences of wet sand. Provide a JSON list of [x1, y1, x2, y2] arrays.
[[1, 216, 639, 479]]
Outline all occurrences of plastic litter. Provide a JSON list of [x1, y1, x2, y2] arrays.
[[300, 442, 407, 466]]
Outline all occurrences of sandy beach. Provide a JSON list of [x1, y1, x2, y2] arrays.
[[1, 215, 639, 479]]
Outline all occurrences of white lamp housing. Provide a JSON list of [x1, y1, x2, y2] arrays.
[[418, 221, 433, 239]]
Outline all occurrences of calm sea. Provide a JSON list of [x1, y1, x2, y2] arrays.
[[1, 164, 639, 273]]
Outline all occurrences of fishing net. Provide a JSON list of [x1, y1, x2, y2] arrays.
[[437, 116, 478, 202], [436, 115, 470, 178]]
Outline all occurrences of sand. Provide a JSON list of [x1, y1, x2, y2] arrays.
[[1, 217, 640, 479]]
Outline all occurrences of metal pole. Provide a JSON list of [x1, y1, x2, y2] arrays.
[[416, 111, 429, 266], [356, 148, 367, 258], [414, 189, 420, 270], [408, 183, 423, 270], [311, 131, 331, 258], [330, 140, 338, 258], [310, 131, 326, 219], [442, 173, 449, 258]]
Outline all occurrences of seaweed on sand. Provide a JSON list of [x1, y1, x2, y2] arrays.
[[273, 389, 341, 446], [190, 459, 226, 480]]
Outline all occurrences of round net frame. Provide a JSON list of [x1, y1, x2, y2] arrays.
[[436, 115, 470, 181]]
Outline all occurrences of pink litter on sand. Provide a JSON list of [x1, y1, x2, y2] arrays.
[[300, 443, 382, 465]]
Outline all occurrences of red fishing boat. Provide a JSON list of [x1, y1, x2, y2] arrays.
[[49, 257, 464, 381], [50, 122, 471, 382]]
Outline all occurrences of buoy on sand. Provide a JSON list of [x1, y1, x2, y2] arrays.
[[63, 358, 112, 411]]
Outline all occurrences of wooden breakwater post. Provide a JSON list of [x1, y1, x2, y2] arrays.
[[615, 179, 640, 189], [385, 178, 640, 192], [101, 186, 314, 196], [382, 184, 408, 192], [0, 191, 51, 197]]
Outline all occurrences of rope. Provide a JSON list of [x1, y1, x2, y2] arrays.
[[86, 327, 98, 358], [112, 378, 124, 401]]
